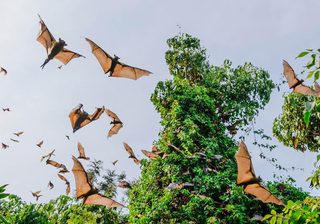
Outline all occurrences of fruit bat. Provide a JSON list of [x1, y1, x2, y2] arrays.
[[2, 108, 10, 112], [85, 38, 151, 80], [58, 174, 70, 195], [72, 156, 124, 208], [69, 104, 105, 133], [235, 141, 284, 205], [123, 142, 140, 165], [40, 149, 55, 162], [13, 131, 24, 137], [66, 135, 70, 140], [1, 143, 9, 149], [141, 149, 159, 159], [105, 109, 123, 138], [48, 181, 54, 189], [31, 191, 42, 201], [112, 160, 118, 166], [0, 67, 7, 75], [46, 159, 69, 173], [37, 15, 84, 69], [118, 180, 131, 189], [37, 140, 44, 148], [10, 138, 19, 143], [77, 142, 90, 160], [283, 60, 320, 97], [166, 182, 194, 190]]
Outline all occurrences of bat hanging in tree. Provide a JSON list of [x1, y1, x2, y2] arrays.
[[85, 38, 151, 80], [69, 104, 105, 133], [283, 60, 320, 97], [235, 141, 284, 205], [105, 109, 123, 138], [77, 142, 90, 160], [72, 156, 124, 208], [36, 15, 84, 69], [123, 142, 140, 165]]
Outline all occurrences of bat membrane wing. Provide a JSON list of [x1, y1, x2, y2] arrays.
[[55, 48, 83, 65], [244, 183, 284, 206], [72, 156, 92, 198], [283, 60, 301, 88], [37, 16, 55, 54], [84, 193, 124, 208], [112, 62, 151, 80], [294, 84, 320, 97]]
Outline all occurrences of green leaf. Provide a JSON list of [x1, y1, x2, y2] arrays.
[[304, 110, 311, 127], [315, 70, 320, 82], [296, 51, 310, 58], [317, 154, 320, 162], [307, 70, 314, 80], [306, 54, 316, 69]]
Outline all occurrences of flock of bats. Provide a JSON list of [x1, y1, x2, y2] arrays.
[[0, 14, 313, 209]]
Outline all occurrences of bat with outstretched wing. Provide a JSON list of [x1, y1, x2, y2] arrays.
[[31, 191, 42, 201], [77, 142, 90, 160], [58, 174, 70, 195], [13, 131, 24, 137], [10, 138, 19, 143], [37, 140, 44, 148], [72, 156, 124, 208], [123, 142, 140, 165], [40, 149, 55, 162], [1, 143, 9, 149], [46, 159, 69, 173], [0, 67, 7, 75], [48, 181, 54, 189], [69, 104, 105, 133], [283, 60, 320, 97], [105, 109, 123, 138], [235, 141, 284, 205], [37, 15, 84, 69], [112, 160, 118, 166], [141, 149, 159, 159], [85, 38, 151, 80]]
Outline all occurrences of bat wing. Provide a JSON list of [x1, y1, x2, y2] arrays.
[[54, 48, 84, 65], [141, 149, 158, 159], [0, 67, 7, 75], [151, 146, 159, 153], [58, 174, 68, 183], [244, 183, 284, 206], [123, 142, 135, 157], [294, 84, 320, 97], [37, 15, 55, 54], [283, 60, 301, 88], [84, 193, 125, 208], [66, 182, 70, 195], [69, 106, 104, 132], [37, 140, 43, 147], [77, 142, 86, 158], [85, 38, 113, 73], [112, 61, 151, 80], [235, 141, 257, 185], [72, 156, 92, 198], [105, 109, 121, 121], [107, 123, 123, 138], [46, 159, 61, 168]]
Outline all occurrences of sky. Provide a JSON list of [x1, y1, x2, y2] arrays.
[[0, 0, 320, 204]]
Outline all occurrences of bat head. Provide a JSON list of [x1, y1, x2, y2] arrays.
[[58, 38, 67, 46], [113, 54, 120, 60]]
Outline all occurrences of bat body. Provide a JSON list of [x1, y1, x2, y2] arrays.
[[0, 67, 7, 75], [235, 141, 284, 205], [77, 142, 90, 160], [48, 181, 54, 189], [105, 109, 123, 138], [85, 38, 151, 80], [58, 174, 70, 195], [37, 140, 44, 148], [283, 60, 320, 97], [123, 142, 140, 165], [72, 156, 124, 208], [31, 191, 42, 201], [112, 160, 118, 166], [37, 15, 84, 69], [13, 131, 24, 137], [10, 138, 19, 143], [69, 104, 104, 133]]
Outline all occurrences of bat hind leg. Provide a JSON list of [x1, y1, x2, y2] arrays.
[[40, 58, 50, 69]]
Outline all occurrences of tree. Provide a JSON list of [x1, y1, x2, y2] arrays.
[[128, 33, 306, 223]]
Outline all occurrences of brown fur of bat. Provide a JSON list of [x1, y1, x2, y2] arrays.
[[72, 156, 124, 208], [77, 142, 90, 160], [283, 60, 320, 97], [118, 180, 131, 189], [69, 104, 104, 133], [85, 38, 151, 80], [123, 142, 140, 165], [235, 141, 284, 205]]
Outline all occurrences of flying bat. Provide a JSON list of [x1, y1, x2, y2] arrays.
[[69, 104, 105, 133], [72, 156, 124, 208], [235, 141, 284, 205], [37, 140, 44, 148], [13, 131, 24, 137], [0, 67, 7, 75], [31, 191, 42, 201], [2, 108, 11, 112], [118, 180, 131, 189], [166, 182, 194, 190], [283, 60, 320, 97], [123, 142, 140, 165], [112, 160, 118, 166], [40, 149, 56, 162], [77, 142, 90, 160], [48, 181, 54, 189], [37, 15, 84, 69], [10, 138, 19, 143], [105, 109, 123, 138], [58, 174, 70, 195], [85, 38, 151, 80], [141, 149, 159, 159], [66, 135, 70, 140], [1, 143, 9, 149], [46, 159, 69, 173]]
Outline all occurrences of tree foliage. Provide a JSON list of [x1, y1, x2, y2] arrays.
[[128, 33, 306, 223]]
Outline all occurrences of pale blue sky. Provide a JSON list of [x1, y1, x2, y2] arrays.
[[0, 0, 319, 203]]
